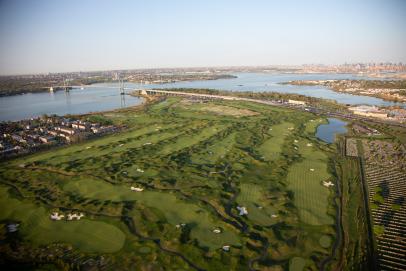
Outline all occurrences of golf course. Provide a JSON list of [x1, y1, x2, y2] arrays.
[[0, 96, 342, 270]]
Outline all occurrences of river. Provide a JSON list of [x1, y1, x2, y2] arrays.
[[0, 86, 143, 122], [1, 72, 404, 122], [139, 72, 404, 107]]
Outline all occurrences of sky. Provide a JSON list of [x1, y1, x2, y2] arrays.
[[0, 0, 405, 75]]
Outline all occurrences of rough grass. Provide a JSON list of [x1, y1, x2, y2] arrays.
[[63, 178, 240, 250], [191, 132, 236, 164], [0, 186, 125, 253], [289, 257, 306, 271], [236, 183, 277, 226], [156, 124, 228, 156], [258, 122, 294, 161], [200, 104, 258, 116]]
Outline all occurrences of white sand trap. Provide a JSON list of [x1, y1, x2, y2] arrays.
[[130, 186, 144, 192], [323, 181, 334, 187]]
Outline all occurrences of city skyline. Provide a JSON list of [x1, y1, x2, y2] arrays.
[[1, 0, 406, 75]]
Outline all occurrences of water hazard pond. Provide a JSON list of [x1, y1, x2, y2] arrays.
[[316, 118, 348, 144]]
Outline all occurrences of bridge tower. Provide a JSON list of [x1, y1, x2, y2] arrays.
[[117, 74, 126, 107], [63, 78, 69, 92], [119, 79, 125, 95]]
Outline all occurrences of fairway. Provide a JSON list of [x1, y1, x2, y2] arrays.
[[156, 124, 228, 156], [286, 122, 334, 225], [191, 132, 236, 164], [0, 186, 125, 253], [236, 183, 278, 226], [258, 122, 294, 161]]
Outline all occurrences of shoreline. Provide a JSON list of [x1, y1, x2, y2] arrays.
[[0, 74, 237, 98], [281, 80, 406, 103]]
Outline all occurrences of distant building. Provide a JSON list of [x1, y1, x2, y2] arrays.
[[39, 136, 55, 144], [48, 130, 59, 136], [61, 118, 72, 126], [25, 123, 38, 130], [91, 125, 115, 134], [288, 99, 306, 105], [57, 127, 76, 135], [71, 122, 89, 130], [11, 134, 26, 143], [349, 105, 388, 119]]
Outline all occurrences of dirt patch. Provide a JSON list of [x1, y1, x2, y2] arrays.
[[199, 104, 259, 117]]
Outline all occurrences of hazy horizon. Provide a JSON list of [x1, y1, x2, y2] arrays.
[[1, 0, 405, 75]]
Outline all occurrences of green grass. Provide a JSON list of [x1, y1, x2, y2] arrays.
[[304, 118, 327, 135], [0, 185, 125, 253], [236, 183, 277, 226], [286, 120, 334, 225], [289, 257, 306, 271], [319, 235, 332, 248], [191, 132, 236, 164], [257, 122, 294, 161], [0, 98, 343, 269], [373, 225, 385, 236], [21, 122, 185, 165], [63, 177, 240, 250], [156, 124, 228, 156]]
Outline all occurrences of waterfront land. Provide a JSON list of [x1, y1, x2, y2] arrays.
[[0, 71, 236, 97], [0, 91, 405, 270], [282, 79, 406, 103]]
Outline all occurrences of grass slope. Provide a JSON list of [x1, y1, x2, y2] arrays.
[[0, 186, 125, 253]]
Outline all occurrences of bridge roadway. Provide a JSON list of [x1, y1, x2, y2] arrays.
[[140, 88, 280, 106]]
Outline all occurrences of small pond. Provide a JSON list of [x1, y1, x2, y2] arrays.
[[316, 118, 347, 143]]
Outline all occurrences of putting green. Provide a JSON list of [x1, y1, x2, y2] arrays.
[[289, 257, 306, 271], [304, 118, 326, 135], [0, 186, 125, 253], [319, 235, 332, 248]]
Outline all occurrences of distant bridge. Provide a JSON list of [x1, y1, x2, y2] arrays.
[[47, 86, 406, 127], [139, 89, 280, 106], [48, 86, 279, 105], [48, 85, 283, 106]]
